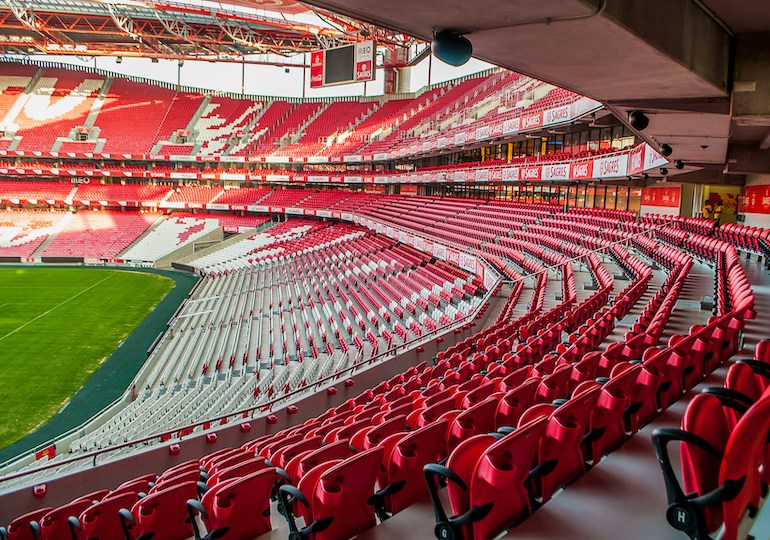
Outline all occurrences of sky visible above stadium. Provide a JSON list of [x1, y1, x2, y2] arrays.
[[35, 53, 494, 97]]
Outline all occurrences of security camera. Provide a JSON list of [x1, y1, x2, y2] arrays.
[[674, 160, 684, 170], [659, 144, 672, 157], [628, 111, 649, 131], [660, 168, 668, 176]]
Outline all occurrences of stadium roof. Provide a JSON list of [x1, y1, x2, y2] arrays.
[[299, 0, 770, 180], [0, 0, 420, 61]]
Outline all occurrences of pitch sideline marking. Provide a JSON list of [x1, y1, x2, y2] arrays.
[[0, 273, 116, 342]]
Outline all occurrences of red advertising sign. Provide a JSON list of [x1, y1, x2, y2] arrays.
[[310, 50, 324, 88], [743, 185, 770, 214], [641, 186, 681, 208], [520, 113, 543, 131], [355, 40, 375, 82], [627, 143, 646, 175], [519, 166, 542, 181], [570, 160, 594, 179]]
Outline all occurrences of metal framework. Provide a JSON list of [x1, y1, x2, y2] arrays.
[[0, 0, 421, 60]]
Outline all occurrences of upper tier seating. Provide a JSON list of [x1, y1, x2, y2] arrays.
[[97, 79, 178, 154], [71, 183, 171, 206], [13, 69, 104, 153], [0, 63, 587, 159], [0, 181, 73, 203]]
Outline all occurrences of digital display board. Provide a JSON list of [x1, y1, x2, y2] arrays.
[[309, 40, 376, 88]]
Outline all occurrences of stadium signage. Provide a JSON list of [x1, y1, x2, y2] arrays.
[[310, 50, 324, 88], [542, 164, 569, 180], [520, 166, 542, 181], [594, 155, 627, 178], [355, 41, 375, 82], [570, 161, 594, 179], [310, 40, 376, 88], [544, 105, 570, 125], [627, 144, 646, 175], [521, 113, 543, 130]]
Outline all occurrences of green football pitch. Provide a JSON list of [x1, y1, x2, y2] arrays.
[[0, 267, 173, 450]]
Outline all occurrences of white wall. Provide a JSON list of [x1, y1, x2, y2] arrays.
[[640, 205, 680, 216], [742, 213, 770, 228]]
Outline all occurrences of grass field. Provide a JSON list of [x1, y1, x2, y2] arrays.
[[0, 267, 173, 450]]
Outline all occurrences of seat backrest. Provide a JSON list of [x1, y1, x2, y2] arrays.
[[80, 492, 139, 540], [359, 414, 407, 451], [589, 363, 642, 460], [38, 499, 95, 540], [201, 468, 275, 540], [447, 396, 499, 454], [208, 456, 268, 486], [307, 447, 385, 540], [755, 340, 770, 363], [719, 392, 770, 540], [110, 474, 157, 498], [129, 480, 199, 540], [537, 385, 601, 502], [383, 419, 449, 514], [271, 437, 322, 469], [495, 377, 539, 429], [469, 415, 549, 540], [679, 393, 731, 534], [5, 508, 52, 540], [444, 432, 499, 533], [725, 362, 765, 403], [294, 440, 354, 482]]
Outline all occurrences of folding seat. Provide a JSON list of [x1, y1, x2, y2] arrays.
[[585, 363, 642, 462], [351, 415, 408, 452], [498, 365, 533, 392], [407, 394, 461, 430], [208, 457, 269, 486], [270, 437, 323, 470], [725, 360, 769, 403], [424, 415, 550, 540], [446, 396, 499, 454], [530, 384, 601, 502], [283, 440, 354, 485], [119, 480, 201, 540], [462, 379, 499, 408], [535, 363, 573, 403], [33, 492, 107, 540], [158, 461, 203, 484], [326, 416, 378, 444], [652, 390, 770, 540], [75, 492, 141, 540], [187, 469, 276, 540], [279, 447, 385, 540], [568, 351, 601, 392], [109, 474, 157, 498], [202, 449, 246, 471], [1, 509, 53, 540], [376, 419, 449, 517]]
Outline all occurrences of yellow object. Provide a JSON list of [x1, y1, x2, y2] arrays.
[[702, 203, 713, 219]]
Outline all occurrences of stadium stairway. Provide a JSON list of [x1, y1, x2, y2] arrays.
[[30, 212, 73, 257], [117, 214, 168, 258], [82, 77, 112, 129]]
